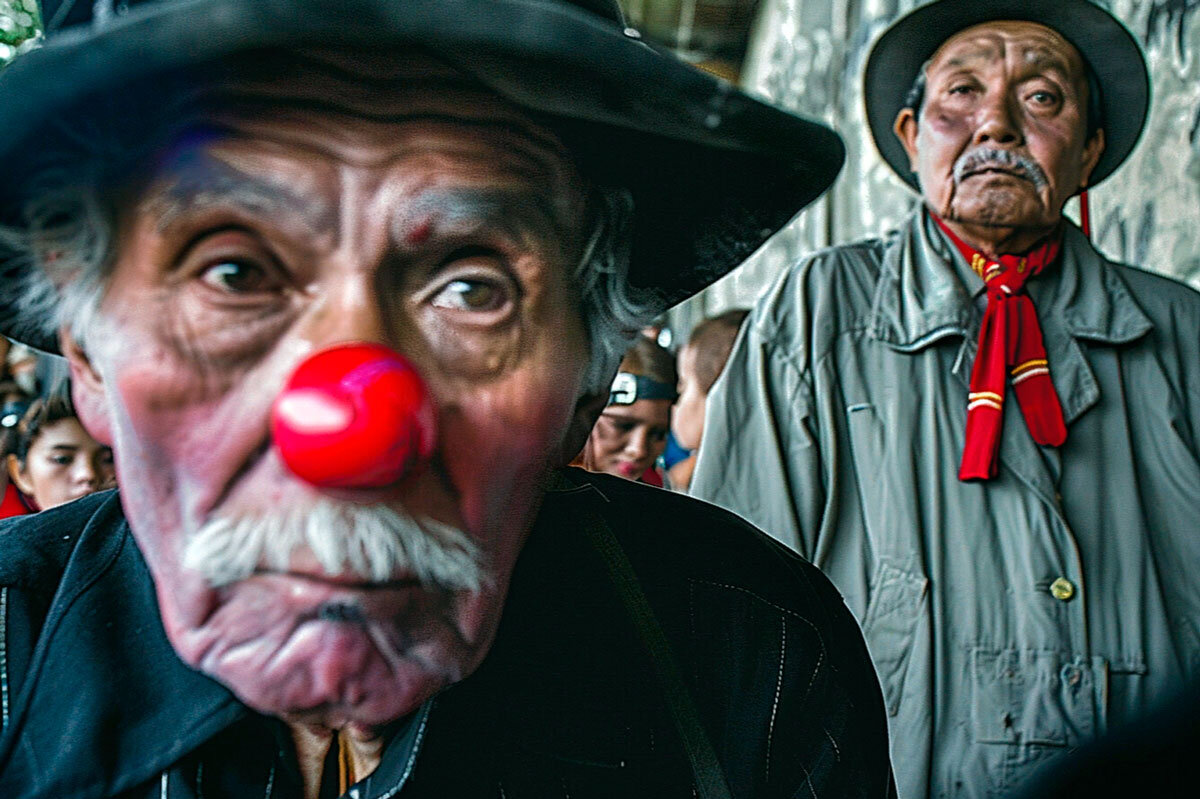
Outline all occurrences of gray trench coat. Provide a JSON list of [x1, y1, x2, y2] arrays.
[[692, 209, 1200, 798]]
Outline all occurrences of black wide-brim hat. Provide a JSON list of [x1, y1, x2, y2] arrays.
[[0, 0, 844, 354], [864, 0, 1149, 192]]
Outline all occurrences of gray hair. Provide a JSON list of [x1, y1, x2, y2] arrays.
[[3, 112, 653, 398]]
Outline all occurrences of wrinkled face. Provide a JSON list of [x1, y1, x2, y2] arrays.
[[894, 21, 1104, 232], [585, 399, 671, 480], [671, 344, 705, 452], [8, 417, 115, 510], [67, 54, 592, 730]]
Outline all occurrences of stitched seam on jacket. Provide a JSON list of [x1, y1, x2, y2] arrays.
[[690, 579, 815, 625], [1, 586, 8, 731], [765, 615, 786, 784], [823, 728, 841, 761], [690, 579, 827, 703]]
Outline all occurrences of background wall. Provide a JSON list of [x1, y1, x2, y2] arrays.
[[671, 0, 1200, 334]]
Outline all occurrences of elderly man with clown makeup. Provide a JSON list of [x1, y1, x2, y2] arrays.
[[0, 1, 894, 797], [693, 1, 1200, 797]]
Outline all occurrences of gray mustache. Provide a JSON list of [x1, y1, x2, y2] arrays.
[[183, 500, 485, 592], [953, 147, 1048, 189]]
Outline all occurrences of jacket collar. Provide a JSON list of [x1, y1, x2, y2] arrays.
[[0, 492, 246, 799], [869, 208, 1153, 352]]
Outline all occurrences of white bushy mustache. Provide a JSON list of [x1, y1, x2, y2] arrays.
[[182, 500, 485, 592], [953, 146, 1049, 189]]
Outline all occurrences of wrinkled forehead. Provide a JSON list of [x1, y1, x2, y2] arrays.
[[928, 20, 1087, 85], [199, 48, 574, 151], [130, 48, 589, 231]]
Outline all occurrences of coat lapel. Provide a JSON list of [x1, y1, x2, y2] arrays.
[[0, 493, 244, 799], [1032, 224, 1153, 427]]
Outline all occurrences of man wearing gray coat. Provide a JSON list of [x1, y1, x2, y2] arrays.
[[693, 1, 1200, 797]]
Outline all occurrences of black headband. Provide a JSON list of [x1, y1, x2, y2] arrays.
[[608, 372, 678, 406]]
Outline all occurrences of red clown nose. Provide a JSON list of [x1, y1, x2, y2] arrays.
[[271, 343, 436, 488]]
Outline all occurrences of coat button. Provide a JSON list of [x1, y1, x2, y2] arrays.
[[1050, 577, 1076, 601]]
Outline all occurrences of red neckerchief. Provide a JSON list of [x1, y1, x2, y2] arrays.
[[933, 216, 1068, 481]]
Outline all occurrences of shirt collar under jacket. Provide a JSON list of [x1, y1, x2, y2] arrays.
[[870, 208, 1153, 352]]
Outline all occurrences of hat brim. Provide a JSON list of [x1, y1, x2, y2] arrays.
[[864, 0, 1149, 192], [0, 0, 843, 353]]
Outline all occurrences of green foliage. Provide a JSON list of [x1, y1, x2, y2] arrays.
[[0, 0, 40, 62]]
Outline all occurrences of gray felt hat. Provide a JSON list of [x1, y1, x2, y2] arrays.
[[0, 0, 846, 353], [864, 0, 1150, 192]]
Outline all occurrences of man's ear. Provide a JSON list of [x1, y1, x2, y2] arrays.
[[555, 391, 608, 468], [59, 327, 114, 447], [1077, 128, 1106, 191], [894, 107, 921, 172]]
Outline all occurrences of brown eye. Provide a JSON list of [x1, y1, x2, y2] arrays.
[[430, 277, 511, 313], [199, 259, 277, 294]]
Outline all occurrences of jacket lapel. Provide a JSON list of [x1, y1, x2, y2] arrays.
[[0, 493, 244, 799], [1032, 224, 1153, 427], [869, 209, 975, 353]]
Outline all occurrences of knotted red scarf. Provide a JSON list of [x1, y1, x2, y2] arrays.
[[933, 217, 1067, 481]]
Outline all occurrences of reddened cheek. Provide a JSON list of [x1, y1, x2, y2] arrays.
[[71, 380, 114, 447]]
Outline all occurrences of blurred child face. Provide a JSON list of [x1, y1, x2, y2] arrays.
[[8, 418, 116, 510], [586, 399, 672, 480], [671, 344, 706, 451]]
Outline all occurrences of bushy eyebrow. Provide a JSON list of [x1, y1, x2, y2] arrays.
[[1018, 50, 1074, 80], [148, 151, 337, 234], [389, 186, 572, 254]]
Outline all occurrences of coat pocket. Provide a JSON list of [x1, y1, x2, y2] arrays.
[[861, 561, 928, 717], [970, 648, 1102, 746]]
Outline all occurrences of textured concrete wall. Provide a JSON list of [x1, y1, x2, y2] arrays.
[[674, 0, 1200, 331]]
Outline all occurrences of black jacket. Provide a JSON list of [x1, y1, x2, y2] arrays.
[[0, 469, 894, 798]]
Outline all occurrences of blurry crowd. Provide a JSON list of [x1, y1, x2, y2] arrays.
[[575, 309, 748, 492], [0, 337, 116, 519]]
